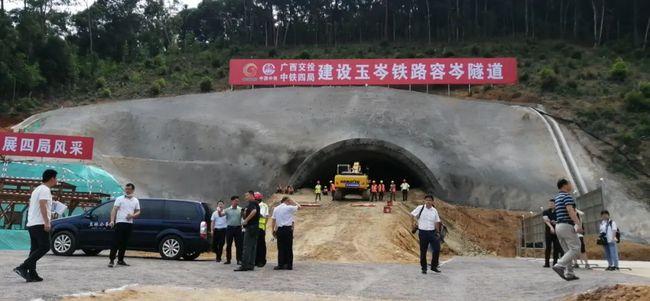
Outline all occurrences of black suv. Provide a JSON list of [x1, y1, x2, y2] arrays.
[[50, 198, 212, 260]]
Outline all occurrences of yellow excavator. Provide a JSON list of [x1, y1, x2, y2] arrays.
[[333, 162, 370, 201]]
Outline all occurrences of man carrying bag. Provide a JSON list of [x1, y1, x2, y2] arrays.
[[411, 195, 442, 274]]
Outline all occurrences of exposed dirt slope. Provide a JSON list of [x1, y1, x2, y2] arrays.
[[567, 284, 650, 301]]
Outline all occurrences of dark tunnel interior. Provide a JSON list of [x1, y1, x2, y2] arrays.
[[295, 149, 424, 189]]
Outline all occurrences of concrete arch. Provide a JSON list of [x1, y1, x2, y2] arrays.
[[288, 138, 445, 198]]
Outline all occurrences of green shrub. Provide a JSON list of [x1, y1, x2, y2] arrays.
[[268, 49, 278, 57], [639, 82, 650, 98], [99, 88, 112, 98], [519, 73, 529, 82], [215, 68, 226, 78], [154, 78, 167, 88], [570, 50, 583, 59], [379, 40, 390, 48], [95, 76, 107, 89], [296, 51, 311, 59], [150, 82, 162, 96], [442, 50, 455, 58], [624, 91, 650, 112], [470, 45, 480, 56], [425, 48, 436, 55], [200, 77, 212, 92], [538, 67, 558, 91], [609, 57, 629, 81]]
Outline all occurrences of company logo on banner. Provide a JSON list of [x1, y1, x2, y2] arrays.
[[229, 58, 517, 86], [0, 132, 94, 160]]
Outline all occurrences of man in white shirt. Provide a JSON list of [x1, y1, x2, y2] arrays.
[[271, 196, 301, 270], [401, 179, 410, 202], [599, 210, 619, 271], [211, 200, 228, 262], [14, 169, 58, 282], [411, 195, 442, 274], [108, 183, 140, 268]]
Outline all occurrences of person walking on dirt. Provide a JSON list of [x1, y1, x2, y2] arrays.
[[401, 179, 410, 202], [272, 196, 301, 270], [14, 169, 57, 282], [329, 180, 336, 201], [411, 195, 442, 274], [370, 181, 378, 202], [211, 200, 228, 262], [314, 181, 322, 202], [542, 199, 563, 268], [255, 192, 268, 267], [224, 196, 243, 265], [551, 179, 582, 281], [108, 183, 140, 268], [389, 181, 397, 202], [235, 192, 260, 271], [378, 180, 386, 202]]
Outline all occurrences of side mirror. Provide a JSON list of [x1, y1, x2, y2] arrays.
[[84, 212, 93, 220]]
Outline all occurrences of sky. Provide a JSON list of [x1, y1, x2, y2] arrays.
[[4, 0, 203, 13]]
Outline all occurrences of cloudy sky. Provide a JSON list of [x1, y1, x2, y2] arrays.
[[4, 0, 203, 12]]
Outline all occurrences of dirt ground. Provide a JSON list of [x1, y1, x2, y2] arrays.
[[62, 285, 377, 301], [567, 284, 650, 301], [264, 189, 420, 263]]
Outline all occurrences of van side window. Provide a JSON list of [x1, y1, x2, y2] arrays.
[[139, 200, 165, 219], [91, 202, 113, 220], [166, 202, 200, 221]]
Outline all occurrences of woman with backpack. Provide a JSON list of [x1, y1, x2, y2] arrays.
[[598, 210, 620, 271]]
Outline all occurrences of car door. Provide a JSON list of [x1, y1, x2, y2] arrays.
[[129, 199, 165, 250], [164, 201, 201, 239], [77, 201, 114, 248]]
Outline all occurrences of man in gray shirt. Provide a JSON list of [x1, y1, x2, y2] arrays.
[[224, 196, 243, 265]]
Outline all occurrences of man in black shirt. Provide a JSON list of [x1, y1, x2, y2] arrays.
[[542, 199, 564, 268], [235, 191, 260, 272]]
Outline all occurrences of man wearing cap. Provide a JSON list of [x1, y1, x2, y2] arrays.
[[389, 181, 397, 202], [329, 180, 336, 201], [378, 180, 386, 202], [314, 181, 322, 202], [235, 191, 260, 271], [255, 192, 269, 267], [272, 197, 301, 270], [401, 179, 410, 202]]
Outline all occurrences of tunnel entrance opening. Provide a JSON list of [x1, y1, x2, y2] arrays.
[[289, 139, 443, 197]]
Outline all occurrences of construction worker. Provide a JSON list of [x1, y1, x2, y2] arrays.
[[378, 180, 386, 202], [389, 181, 397, 202], [255, 192, 268, 267], [401, 179, 411, 202], [329, 180, 336, 201], [370, 180, 378, 202], [314, 181, 322, 202]]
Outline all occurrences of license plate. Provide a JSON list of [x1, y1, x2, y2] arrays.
[[345, 183, 360, 188]]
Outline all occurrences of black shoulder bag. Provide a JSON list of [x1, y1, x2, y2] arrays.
[[411, 205, 425, 234]]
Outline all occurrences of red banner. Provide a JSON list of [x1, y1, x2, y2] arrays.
[[0, 132, 94, 160], [229, 58, 517, 86]]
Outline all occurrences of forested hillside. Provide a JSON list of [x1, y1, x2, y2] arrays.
[[0, 0, 648, 186]]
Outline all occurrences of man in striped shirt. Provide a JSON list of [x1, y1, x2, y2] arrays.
[[552, 179, 583, 281]]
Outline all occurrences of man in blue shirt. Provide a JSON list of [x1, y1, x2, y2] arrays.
[[552, 179, 583, 281]]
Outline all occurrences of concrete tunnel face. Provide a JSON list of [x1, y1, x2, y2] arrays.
[[288, 138, 442, 195]]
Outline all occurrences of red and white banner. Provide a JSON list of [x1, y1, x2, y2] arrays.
[[0, 132, 94, 160], [229, 58, 517, 86]]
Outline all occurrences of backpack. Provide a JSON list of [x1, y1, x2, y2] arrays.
[[611, 220, 621, 243]]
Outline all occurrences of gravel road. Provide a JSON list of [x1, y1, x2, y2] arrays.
[[2, 251, 648, 301]]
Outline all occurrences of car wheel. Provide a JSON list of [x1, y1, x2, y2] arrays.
[[82, 248, 102, 256], [159, 235, 184, 260], [51, 231, 76, 256], [182, 251, 201, 261]]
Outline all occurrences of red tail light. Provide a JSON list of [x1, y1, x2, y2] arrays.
[[200, 221, 207, 239]]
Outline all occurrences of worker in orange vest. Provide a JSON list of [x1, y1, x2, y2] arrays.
[[329, 180, 336, 200], [378, 180, 386, 202], [370, 180, 378, 202], [389, 181, 397, 202]]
